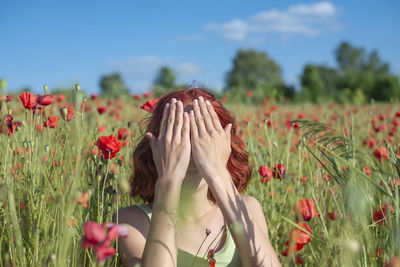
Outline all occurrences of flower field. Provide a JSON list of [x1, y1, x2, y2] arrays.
[[0, 89, 399, 266]]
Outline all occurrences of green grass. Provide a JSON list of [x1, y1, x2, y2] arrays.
[[0, 95, 399, 266]]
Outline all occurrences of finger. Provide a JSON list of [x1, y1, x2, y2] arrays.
[[145, 132, 154, 151], [173, 100, 184, 143], [182, 112, 190, 144], [158, 103, 170, 139], [165, 98, 177, 141], [198, 96, 215, 134], [189, 110, 198, 140], [225, 123, 232, 138], [193, 99, 207, 137], [205, 100, 224, 132]]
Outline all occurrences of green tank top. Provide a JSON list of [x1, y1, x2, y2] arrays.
[[136, 204, 242, 267]]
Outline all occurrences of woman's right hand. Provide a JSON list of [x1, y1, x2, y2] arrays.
[[145, 98, 191, 185]]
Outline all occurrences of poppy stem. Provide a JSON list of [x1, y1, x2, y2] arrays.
[[189, 230, 210, 267], [199, 225, 226, 263], [100, 154, 111, 224]]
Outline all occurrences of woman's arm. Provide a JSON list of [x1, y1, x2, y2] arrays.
[[187, 96, 281, 266], [141, 178, 182, 267], [141, 98, 191, 266], [206, 168, 281, 267]]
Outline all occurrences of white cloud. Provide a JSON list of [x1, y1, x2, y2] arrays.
[[107, 56, 201, 93], [204, 19, 248, 41], [204, 1, 340, 41]]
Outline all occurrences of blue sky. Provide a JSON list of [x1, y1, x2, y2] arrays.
[[1, 0, 399, 94]]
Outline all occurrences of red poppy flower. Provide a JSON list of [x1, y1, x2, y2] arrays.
[[208, 258, 216, 267], [77, 192, 90, 208], [143, 91, 153, 98], [258, 165, 272, 184], [90, 94, 98, 100], [293, 198, 320, 221], [323, 173, 332, 181], [80, 221, 127, 262], [56, 94, 65, 102], [97, 107, 107, 114], [60, 107, 74, 121], [36, 94, 54, 106], [19, 92, 37, 109], [373, 147, 388, 160], [328, 211, 338, 220], [0, 115, 21, 136], [81, 222, 106, 248], [98, 126, 106, 133], [295, 255, 305, 265], [290, 222, 312, 245], [363, 166, 372, 175], [281, 241, 304, 256], [363, 138, 376, 148], [94, 135, 121, 159], [44, 116, 59, 128], [140, 98, 159, 113], [132, 94, 141, 100], [1, 95, 12, 102], [273, 163, 286, 179], [95, 245, 115, 262], [373, 203, 394, 225], [376, 248, 382, 258], [280, 223, 312, 256], [117, 128, 129, 140], [246, 91, 254, 97]]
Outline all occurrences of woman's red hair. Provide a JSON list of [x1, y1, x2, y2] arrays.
[[130, 87, 252, 204]]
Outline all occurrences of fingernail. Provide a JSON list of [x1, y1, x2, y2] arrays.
[[205, 100, 211, 106], [199, 96, 204, 103], [171, 98, 177, 103], [194, 99, 198, 105]]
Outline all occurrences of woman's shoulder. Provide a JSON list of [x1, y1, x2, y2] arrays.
[[241, 194, 260, 207], [114, 205, 151, 266], [115, 205, 151, 232]]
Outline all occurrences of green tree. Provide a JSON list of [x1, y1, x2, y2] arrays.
[[334, 41, 399, 101], [369, 75, 400, 101], [99, 73, 130, 98], [225, 49, 283, 92], [152, 66, 177, 97], [315, 66, 340, 96], [301, 64, 324, 103], [154, 66, 175, 89]]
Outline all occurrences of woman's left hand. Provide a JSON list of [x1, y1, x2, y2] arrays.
[[189, 96, 232, 182]]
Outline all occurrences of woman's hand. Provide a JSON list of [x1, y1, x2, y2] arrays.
[[145, 98, 191, 184], [189, 96, 232, 181]]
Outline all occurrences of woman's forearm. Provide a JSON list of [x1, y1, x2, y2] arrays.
[[141, 178, 182, 267], [207, 168, 281, 267]]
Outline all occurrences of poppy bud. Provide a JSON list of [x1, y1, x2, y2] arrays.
[[44, 84, 48, 93], [75, 83, 80, 91], [0, 79, 7, 91]]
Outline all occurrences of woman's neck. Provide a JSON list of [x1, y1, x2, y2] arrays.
[[177, 180, 217, 223]]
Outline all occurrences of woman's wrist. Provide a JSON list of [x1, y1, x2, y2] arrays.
[[203, 166, 231, 186], [155, 175, 183, 192]]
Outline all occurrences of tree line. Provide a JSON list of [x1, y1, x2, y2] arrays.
[[7, 40, 397, 104], [144, 41, 399, 104]]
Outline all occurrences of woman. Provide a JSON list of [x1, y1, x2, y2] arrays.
[[116, 87, 281, 266]]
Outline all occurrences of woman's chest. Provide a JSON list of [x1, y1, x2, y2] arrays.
[[176, 216, 228, 257]]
